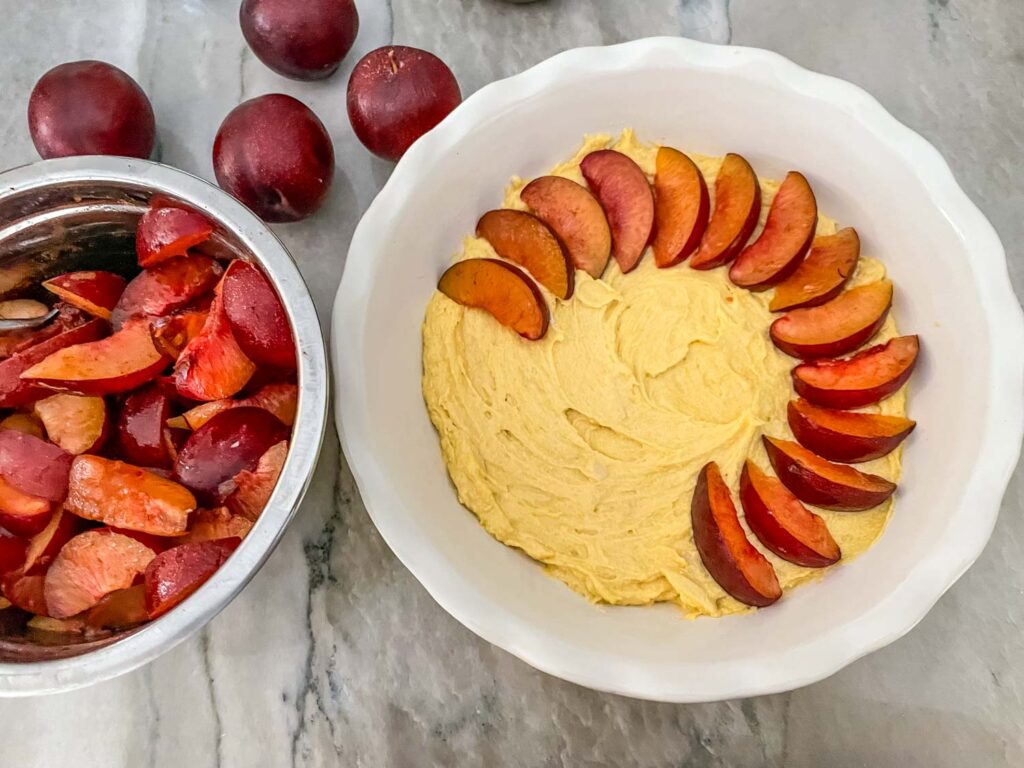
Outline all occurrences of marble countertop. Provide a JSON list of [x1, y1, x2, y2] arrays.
[[1, 1, 1022, 765]]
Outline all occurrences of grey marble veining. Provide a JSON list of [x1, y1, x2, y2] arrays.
[[0, 1, 1022, 766]]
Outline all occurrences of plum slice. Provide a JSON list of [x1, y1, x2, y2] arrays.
[[173, 294, 256, 401], [150, 305, 210, 360], [0, 476, 51, 524], [21, 318, 168, 396], [651, 146, 709, 268], [788, 399, 916, 463], [44, 529, 157, 618], [65, 455, 195, 536], [220, 260, 296, 370], [0, 318, 105, 408], [111, 254, 223, 329], [144, 538, 240, 619], [43, 271, 126, 320], [580, 150, 654, 274], [0, 429, 73, 501], [730, 171, 817, 290], [167, 383, 298, 431], [221, 440, 288, 519], [184, 507, 254, 543], [115, 384, 174, 468], [3, 571, 48, 615], [22, 506, 76, 573], [174, 407, 289, 501], [770, 280, 893, 360], [740, 461, 840, 568], [691, 153, 761, 270], [0, 528, 27, 576], [136, 206, 214, 268], [763, 436, 896, 511], [0, 412, 44, 438], [690, 461, 782, 607], [769, 228, 860, 312], [438, 258, 549, 340], [793, 335, 920, 410], [33, 394, 109, 455], [521, 175, 611, 279], [476, 210, 574, 300], [85, 584, 148, 630]]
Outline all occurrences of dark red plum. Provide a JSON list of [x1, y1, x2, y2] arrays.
[[347, 46, 461, 161], [213, 95, 334, 223], [240, 0, 359, 81], [28, 60, 155, 159]]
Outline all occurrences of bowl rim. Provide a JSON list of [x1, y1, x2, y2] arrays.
[[333, 37, 1024, 702], [0, 156, 328, 696]]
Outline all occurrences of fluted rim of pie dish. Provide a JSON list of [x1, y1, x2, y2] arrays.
[[334, 37, 1024, 702], [0, 157, 328, 696]]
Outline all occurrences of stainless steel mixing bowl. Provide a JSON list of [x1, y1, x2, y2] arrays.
[[0, 156, 328, 695]]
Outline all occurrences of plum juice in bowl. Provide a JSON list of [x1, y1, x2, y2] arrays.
[[0, 157, 326, 695]]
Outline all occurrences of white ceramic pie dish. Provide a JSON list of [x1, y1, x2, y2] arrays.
[[333, 37, 1024, 702]]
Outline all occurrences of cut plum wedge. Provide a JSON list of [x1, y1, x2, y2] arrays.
[[33, 394, 108, 455], [579, 149, 654, 273], [1, 411, 45, 438], [3, 571, 48, 615], [438, 258, 549, 340], [220, 260, 296, 370], [144, 537, 240, 619], [65, 455, 195, 536], [770, 280, 893, 360], [476, 209, 574, 299], [691, 153, 761, 270], [43, 271, 126, 320], [763, 436, 896, 511], [0, 510, 51, 538], [150, 306, 210, 360], [111, 254, 223, 329], [740, 461, 840, 568], [690, 461, 782, 607], [793, 335, 920, 409], [0, 528, 27, 576], [0, 476, 50, 527], [0, 429, 73, 501], [730, 171, 817, 290], [22, 506, 76, 572], [115, 384, 174, 468], [0, 318, 105, 408], [136, 206, 214, 268], [520, 175, 611, 279], [174, 407, 289, 501], [85, 584, 148, 629], [173, 294, 256, 401], [21, 318, 168, 396], [44, 529, 157, 618], [167, 383, 298, 431], [221, 440, 288, 520], [651, 146, 709, 268], [769, 228, 860, 312], [788, 399, 916, 463], [183, 507, 254, 543]]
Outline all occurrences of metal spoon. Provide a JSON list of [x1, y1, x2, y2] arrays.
[[0, 306, 58, 332]]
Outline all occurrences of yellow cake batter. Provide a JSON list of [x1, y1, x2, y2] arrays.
[[422, 131, 907, 617]]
